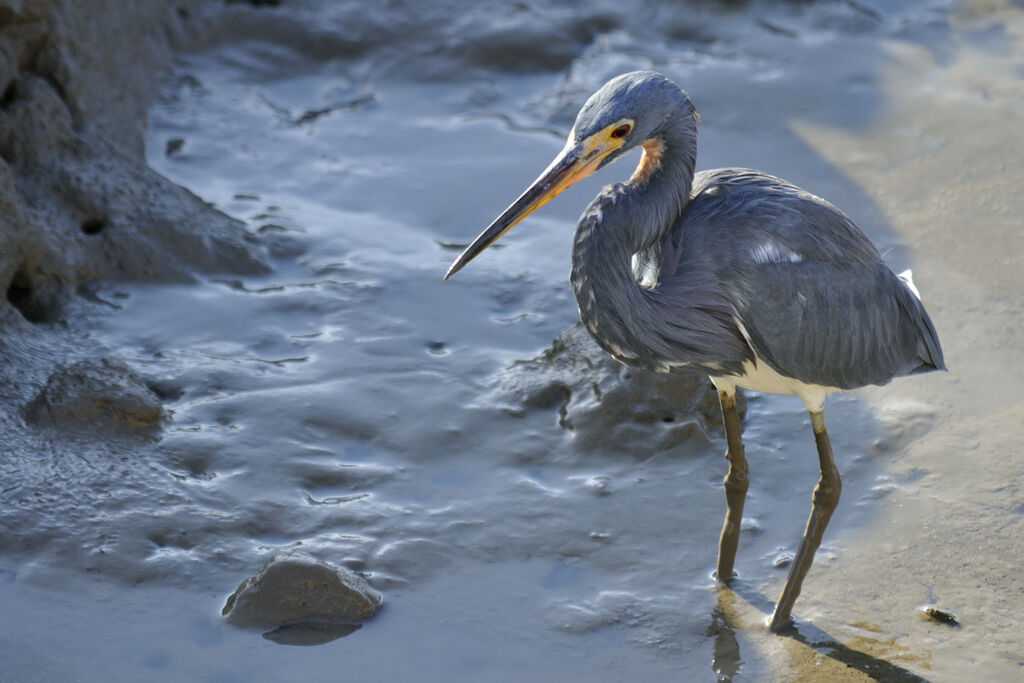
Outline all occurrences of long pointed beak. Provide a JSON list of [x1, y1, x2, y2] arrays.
[[444, 138, 605, 280]]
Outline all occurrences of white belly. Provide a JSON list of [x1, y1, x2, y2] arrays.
[[711, 357, 837, 413]]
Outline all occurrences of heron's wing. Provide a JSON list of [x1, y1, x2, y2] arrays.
[[729, 260, 943, 388], [660, 169, 944, 389], [674, 169, 883, 266], [634, 269, 755, 375]]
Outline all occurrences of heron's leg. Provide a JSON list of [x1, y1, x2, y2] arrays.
[[769, 409, 842, 632], [716, 388, 749, 582]]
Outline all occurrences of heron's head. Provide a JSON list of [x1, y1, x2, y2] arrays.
[[445, 71, 695, 280], [572, 71, 695, 171]]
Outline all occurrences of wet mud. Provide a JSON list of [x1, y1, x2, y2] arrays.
[[2, 1, 1023, 681]]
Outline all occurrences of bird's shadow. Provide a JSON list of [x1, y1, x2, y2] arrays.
[[710, 580, 931, 682]]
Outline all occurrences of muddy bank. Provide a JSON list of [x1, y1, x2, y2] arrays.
[[0, 0, 267, 578], [0, 0, 266, 308], [0, 0, 266, 415]]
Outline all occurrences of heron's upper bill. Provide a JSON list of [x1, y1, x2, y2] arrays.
[[444, 124, 632, 280]]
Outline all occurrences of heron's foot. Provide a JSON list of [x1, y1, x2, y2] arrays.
[[713, 568, 738, 584], [768, 608, 795, 634]]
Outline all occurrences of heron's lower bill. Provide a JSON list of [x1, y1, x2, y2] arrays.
[[444, 139, 609, 280]]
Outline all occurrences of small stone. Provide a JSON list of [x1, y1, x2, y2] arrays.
[[165, 138, 184, 156], [222, 551, 381, 630], [740, 517, 763, 534], [773, 553, 793, 569], [24, 357, 163, 435], [585, 475, 611, 496], [919, 605, 960, 627]]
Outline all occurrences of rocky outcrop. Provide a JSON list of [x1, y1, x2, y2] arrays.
[[0, 0, 267, 325], [494, 323, 742, 457]]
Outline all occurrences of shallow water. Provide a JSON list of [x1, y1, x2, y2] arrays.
[[3, 0, 1023, 680]]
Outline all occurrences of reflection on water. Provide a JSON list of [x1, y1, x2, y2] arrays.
[[713, 580, 935, 682], [262, 621, 362, 646], [707, 592, 743, 680]]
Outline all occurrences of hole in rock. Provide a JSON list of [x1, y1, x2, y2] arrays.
[[0, 81, 16, 109], [6, 271, 57, 323], [81, 217, 107, 235]]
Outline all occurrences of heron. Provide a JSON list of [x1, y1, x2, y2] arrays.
[[444, 71, 944, 632]]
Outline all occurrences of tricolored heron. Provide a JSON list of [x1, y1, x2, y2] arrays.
[[444, 71, 944, 632]]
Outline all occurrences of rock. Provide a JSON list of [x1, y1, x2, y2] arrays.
[[24, 357, 163, 435], [0, 0, 268, 327], [919, 605, 960, 627], [772, 553, 794, 569], [494, 322, 744, 457], [222, 551, 382, 631]]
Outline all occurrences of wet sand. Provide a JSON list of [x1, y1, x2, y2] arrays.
[[772, 3, 1024, 678], [2, 1, 1022, 681]]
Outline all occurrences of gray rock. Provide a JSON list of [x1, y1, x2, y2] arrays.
[[222, 551, 382, 630], [24, 357, 163, 436], [0, 0, 268, 327], [494, 322, 744, 457]]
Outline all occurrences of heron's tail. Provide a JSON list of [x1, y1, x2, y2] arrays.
[[897, 270, 946, 374]]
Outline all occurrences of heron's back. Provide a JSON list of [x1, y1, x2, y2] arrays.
[[655, 168, 945, 390]]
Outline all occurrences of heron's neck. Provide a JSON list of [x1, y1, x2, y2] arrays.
[[570, 123, 696, 366]]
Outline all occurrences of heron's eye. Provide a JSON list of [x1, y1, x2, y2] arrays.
[[611, 124, 632, 139]]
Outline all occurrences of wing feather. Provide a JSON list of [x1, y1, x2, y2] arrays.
[[650, 168, 944, 388]]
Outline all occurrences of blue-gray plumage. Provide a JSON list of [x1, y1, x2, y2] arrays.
[[445, 71, 944, 633]]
